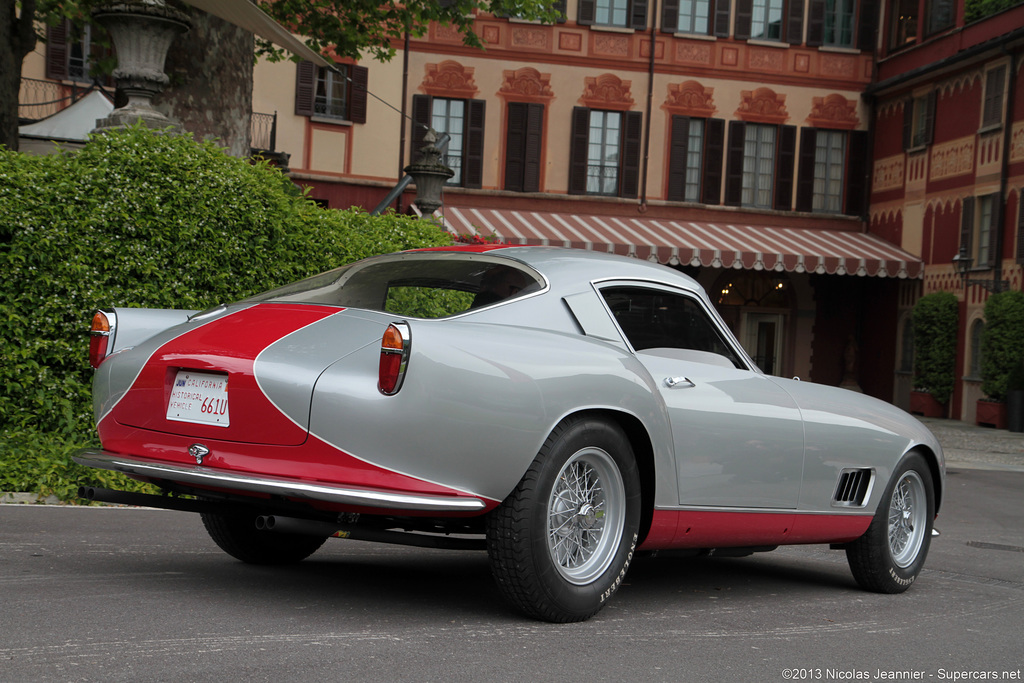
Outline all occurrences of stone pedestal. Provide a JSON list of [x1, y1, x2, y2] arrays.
[[92, 1, 190, 132]]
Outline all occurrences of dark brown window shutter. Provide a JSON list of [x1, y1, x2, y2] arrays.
[[724, 120, 746, 206], [1016, 194, 1024, 263], [924, 91, 936, 145], [845, 130, 868, 217], [46, 22, 69, 81], [984, 192, 1000, 268], [713, 0, 732, 36], [553, 0, 568, 22], [411, 94, 433, 160], [620, 111, 643, 199], [960, 196, 975, 256], [774, 124, 796, 210], [806, 0, 824, 46], [734, 0, 753, 40], [702, 118, 725, 205], [902, 98, 913, 150], [667, 115, 691, 201], [349, 65, 368, 124], [464, 99, 486, 189], [568, 107, 591, 195], [578, 0, 596, 25], [858, 0, 878, 51], [505, 102, 544, 192], [294, 61, 315, 116], [795, 128, 818, 212], [630, 0, 649, 30], [662, 0, 680, 33], [786, 0, 805, 44]]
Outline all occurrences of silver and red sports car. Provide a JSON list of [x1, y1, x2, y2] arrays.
[[76, 245, 944, 622]]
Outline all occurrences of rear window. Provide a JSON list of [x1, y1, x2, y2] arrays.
[[241, 252, 545, 319]]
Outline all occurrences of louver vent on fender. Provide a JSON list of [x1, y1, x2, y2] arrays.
[[832, 468, 874, 507]]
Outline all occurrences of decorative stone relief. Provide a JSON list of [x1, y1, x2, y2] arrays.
[[820, 53, 856, 77], [483, 25, 501, 45], [873, 155, 905, 193], [806, 94, 859, 129], [735, 87, 788, 123], [930, 137, 976, 181], [499, 67, 554, 101], [580, 74, 634, 110], [721, 47, 739, 66], [593, 33, 629, 56], [663, 81, 716, 117], [559, 31, 583, 51], [675, 42, 712, 64], [748, 47, 785, 71], [421, 61, 478, 98], [1011, 121, 1024, 164], [794, 54, 810, 73], [511, 26, 548, 50]]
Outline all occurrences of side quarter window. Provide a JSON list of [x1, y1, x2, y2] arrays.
[[600, 286, 744, 368]]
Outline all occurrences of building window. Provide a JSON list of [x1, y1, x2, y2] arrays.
[[504, 102, 544, 193], [667, 116, 725, 204], [812, 130, 846, 213], [742, 124, 777, 208], [725, 121, 796, 210], [982, 65, 1007, 129], [889, 0, 917, 49], [751, 0, 784, 40], [903, 92, 935, 150], [45, 21, 112, 83], [823, 0, 855, 46], [925, 0, 955, 35], [578, 0, 649, 29], [960, 193, 1000, 270], [569, 107, 643, 198], [411, 95, 486, 189], [796, 128, 867, 216], [968, 319, 985, 379], [678, 0, 711, 32], [295, 62, 368, 124]]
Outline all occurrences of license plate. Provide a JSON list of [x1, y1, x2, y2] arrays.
[[167, 370, 230, 427]]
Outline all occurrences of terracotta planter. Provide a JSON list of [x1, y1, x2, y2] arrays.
[[976, 400, 1007, 429], [910, 391, 947, 418]]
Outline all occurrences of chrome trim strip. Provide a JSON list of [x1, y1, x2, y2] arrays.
[[72, 450, 487, 512]]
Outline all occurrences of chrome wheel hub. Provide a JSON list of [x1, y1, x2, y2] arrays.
[[888, 470, 927, 568]]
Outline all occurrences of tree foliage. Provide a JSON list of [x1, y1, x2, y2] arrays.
[[964, 0, 1023, 24], [912, 291, 959, 405]]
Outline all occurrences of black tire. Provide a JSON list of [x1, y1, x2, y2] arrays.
[[486, 416, 642, 622], [201, 512, 327, 565], [846, 452, 935, 593]]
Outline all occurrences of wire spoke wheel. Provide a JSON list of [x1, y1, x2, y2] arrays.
[[887, 470, 927, 568], [546, 447, 626, 585]]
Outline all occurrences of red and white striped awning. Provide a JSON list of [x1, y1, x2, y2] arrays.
[[439, 207, 922, 279]]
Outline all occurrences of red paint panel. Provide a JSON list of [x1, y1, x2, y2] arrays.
[[639, 509, 871, 550], [111, 304, 340, 446], [98, 421, 493, 514]]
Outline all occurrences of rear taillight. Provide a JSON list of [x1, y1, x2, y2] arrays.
[[378, 322, 411, 395], [89, 309, 116, 368]]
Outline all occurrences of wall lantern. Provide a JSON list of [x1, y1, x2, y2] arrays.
[[952, 246, 1008, 292]]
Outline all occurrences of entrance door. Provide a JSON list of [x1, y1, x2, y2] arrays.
[[744, 313, 784, 376]]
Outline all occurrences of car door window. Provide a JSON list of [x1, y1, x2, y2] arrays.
[[601, 286, 745, 368]]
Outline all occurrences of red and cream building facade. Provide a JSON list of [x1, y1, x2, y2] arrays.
[[866, 1, 1024, 420], [252, 0, 922, 401]]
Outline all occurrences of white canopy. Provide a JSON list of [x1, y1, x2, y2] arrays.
[[18, 90, 115, 142]]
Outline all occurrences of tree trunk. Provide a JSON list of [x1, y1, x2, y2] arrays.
[[154, 8, 253, 158], [1, 0, 38, 152]]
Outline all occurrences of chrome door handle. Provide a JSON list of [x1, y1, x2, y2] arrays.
[[664, 376, 695, 388]]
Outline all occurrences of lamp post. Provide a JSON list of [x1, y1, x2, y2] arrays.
[[952, 246, 1009, 292], [403, 129, 454, 215]]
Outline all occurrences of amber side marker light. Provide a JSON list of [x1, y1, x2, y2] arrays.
[[378, 322, 411, 395], [89, 310, 115, 368]]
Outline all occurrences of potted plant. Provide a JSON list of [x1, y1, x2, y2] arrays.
[[980, 290, 1024, 429], [910, 292, 958, 418]]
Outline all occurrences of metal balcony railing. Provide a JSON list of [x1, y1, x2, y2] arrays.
[[18, 77, 113, 122]]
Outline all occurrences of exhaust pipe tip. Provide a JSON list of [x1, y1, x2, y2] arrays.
[[255, 515, 275, 531]]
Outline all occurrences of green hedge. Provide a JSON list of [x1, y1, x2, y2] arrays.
[[981, 290, 1024, 401], [912, 291, 959, 405], [0, 126, 453, 499]]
